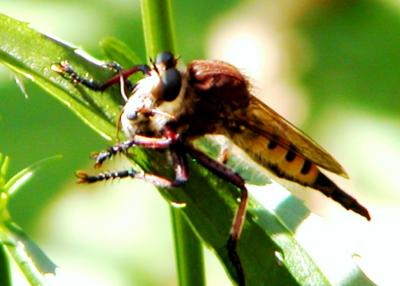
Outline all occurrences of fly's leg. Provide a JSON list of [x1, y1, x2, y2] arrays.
[[78, 143, 188, 187], [169, 143, 190, 186], [186, 144, 247, 286], [51, 61, 150, 93], [92, 134, 179, 168], [76, 169, 171, 186]]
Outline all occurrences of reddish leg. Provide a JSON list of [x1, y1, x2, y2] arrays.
[[93, 134, 179, 167], [98, 65, 151, 91], [185, 144, 247, 286], [51, 61, 150, 92]]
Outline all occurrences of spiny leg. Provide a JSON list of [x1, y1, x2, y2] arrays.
[[77, 169, 173, 187], [78, 145, 189, 187], [93, 134, 179, 168], [186, 144, 247, 286], [51, 61, 150, 93]]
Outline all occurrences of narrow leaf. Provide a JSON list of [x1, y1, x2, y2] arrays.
[[4, 155, 62, 197], [0, 154, 10, 188], [100, 37, 142, 67], [2, 220, 57, 286], [0, 13, 123, 140]]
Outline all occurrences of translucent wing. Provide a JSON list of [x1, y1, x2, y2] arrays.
[[187, 59, 347, 177], [237, 96, 348, 177]]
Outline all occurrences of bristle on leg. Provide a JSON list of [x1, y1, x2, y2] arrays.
[[75, 169, 137, 184]]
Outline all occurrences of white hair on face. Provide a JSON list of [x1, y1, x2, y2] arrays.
[[120, 69, 189, 137]]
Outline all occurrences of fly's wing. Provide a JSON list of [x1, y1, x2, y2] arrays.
[[188, 59, 347, 177], [187, 60, 372, 219], [237, 96, 348, 178]]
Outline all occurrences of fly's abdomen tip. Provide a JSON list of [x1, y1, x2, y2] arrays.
[[359, 206, 371, 221]]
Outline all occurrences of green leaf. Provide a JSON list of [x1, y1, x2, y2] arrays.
[[0, 153, 10, 188], [99, 37, 145, 85], [0, 153, 60, 285], [0, 12, 376, 286], [100, 37, 142, 67], [171, 207, 206, 286], [0, 13, 124, 141], [2, 220, 57, 285], [4, 155, 62, 197]]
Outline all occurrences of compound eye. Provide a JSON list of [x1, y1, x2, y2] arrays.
[[159, 68, 182, 101], [155, 51, 175, 69], [125, 110, 137, 120]]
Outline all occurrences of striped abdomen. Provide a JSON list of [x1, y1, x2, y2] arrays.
[[229, 130, 371, 220]]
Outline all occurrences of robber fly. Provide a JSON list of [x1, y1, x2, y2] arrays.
[[52, 51, 370, 286]]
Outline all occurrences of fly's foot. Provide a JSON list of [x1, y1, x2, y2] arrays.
[[76, 171, 91, 184], [51, 61, 103, 90]]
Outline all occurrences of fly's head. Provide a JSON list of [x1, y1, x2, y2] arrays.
[[120, 52, 188, 138]]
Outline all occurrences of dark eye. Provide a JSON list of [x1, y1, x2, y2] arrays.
[[159, 68, 182, 101], [156, 51, 175, 69]]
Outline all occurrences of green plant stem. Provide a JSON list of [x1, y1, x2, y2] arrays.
[[140, 0, 176, 58], [139, 1, 206, 286], [0, 244, 11, 286]]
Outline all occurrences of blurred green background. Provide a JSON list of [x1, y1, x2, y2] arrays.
[[1, 0, 399, 285]]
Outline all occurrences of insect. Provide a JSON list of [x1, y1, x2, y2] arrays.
[[52, 51, 370, 286]]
